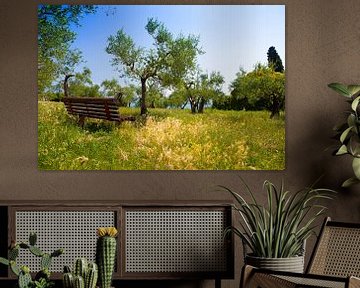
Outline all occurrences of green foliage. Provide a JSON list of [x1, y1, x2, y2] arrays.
[[176, 69, 225, 113], [38, 101, 285, 170], [0, 232, 63, 288], [38, 5, 96, 98], [67, 67, 101, 97], [33, 278, 54, 288], [101, 79, 137, 107], [106, 18, 202, 115], [222, 179, 335, 258], [230, 64, 285, 118], [328, 82, 360, 187]]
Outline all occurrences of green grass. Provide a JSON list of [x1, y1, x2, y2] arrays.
[[38, 101, 285, 170]]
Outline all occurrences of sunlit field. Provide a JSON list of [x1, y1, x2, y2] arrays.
[[38, 101, 285, 170]]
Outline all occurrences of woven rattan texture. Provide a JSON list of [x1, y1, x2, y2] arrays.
[[15, 211, 115, 272], [125, 210, 227, 273], [309, 226, 360, 277], [277, 275, 345, 288], [249, 273, 297, 288]]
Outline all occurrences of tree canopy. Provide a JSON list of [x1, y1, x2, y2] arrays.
[[38, 5, 96, 97], [267, 46, 284, 73], [230, 64, 285, 118], [106, 18, 203, 115]]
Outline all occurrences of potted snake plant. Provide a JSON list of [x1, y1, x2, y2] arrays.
[[328, 83, 360, 187], [221, 179, 334, 273]]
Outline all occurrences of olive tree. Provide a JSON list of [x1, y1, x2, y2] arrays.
[[106, 18, 202, 115]]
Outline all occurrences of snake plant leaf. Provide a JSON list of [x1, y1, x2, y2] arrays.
[[328, 83, 352, 97], [352, 157, 360, 179], [342, 177, 360, 188], [351, 96, 360, 111]]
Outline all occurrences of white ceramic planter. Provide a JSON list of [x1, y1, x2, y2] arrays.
[[245, 254, 305, 273]]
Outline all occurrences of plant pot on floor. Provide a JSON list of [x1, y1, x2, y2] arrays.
[[245, 254, 304, 273]]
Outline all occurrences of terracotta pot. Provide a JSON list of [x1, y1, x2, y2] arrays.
[[245, 254, 304, 273]]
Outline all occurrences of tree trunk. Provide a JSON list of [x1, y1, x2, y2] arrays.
[[140, 78, 147, 115], [198, 97, 205, 113], [63, 74, 74, 97], [270, 95, 280, 119], [189, 98, 197, 114]]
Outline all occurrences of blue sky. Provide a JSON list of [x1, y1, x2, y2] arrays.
[[71, 5, 285, 94]]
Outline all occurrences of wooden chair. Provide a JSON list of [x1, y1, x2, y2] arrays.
[[241, 217, 360, 288]]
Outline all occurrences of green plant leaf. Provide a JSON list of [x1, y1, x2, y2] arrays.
[[328, 83, 351, 97], [340, 126, 353, 143], [342, 177, 360, 188], [347, 85, 360, 97], [0, 257, 9, 266], [336, 145, 348, 155], [351, 96, 360, 111], [352, 157, 360, 179], [348, 114, 356, 127]]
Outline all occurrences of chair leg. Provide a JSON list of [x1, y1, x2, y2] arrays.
[[240, 265, 255, 288]]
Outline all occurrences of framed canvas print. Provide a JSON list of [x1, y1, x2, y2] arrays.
[[38, 4, 285, 170]]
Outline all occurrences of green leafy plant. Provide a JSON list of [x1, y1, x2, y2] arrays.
[[0, 232, 63, 288], [328, 83, 360, 187], [221, 179, 334, 258]]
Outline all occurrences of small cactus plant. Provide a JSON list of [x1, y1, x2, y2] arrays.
[[0, 232, 63, 288], [62, 259, 98, 288], [96, 227, 118, 288]]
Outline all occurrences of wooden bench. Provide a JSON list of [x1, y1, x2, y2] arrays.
[[62, 97, 135, 126]]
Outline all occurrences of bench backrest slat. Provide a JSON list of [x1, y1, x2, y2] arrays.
[[63, 97, 123, 122]]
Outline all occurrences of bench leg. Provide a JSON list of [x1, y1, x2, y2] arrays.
[[78, 116, 85, 127]]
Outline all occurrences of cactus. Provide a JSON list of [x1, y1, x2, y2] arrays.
[[96, 227, 118, 288], [63, 272, 74, 288], [18, 269, 32, 288], [29, 232, 37, 246], [10, 260, 20, 276], [9, 246, 19, 260], [85, 262, 98, 288], [74, 258, 87, 279], [74, 275, 85, 288], [29, 245, 44, 257], [0, 233, 63, 288], [0, 257, 9, 266], [41, 253, 52, 270], [63, 259, 98, 288]]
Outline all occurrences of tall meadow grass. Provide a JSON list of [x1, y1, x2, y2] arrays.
[[38, 101, 285, 170]]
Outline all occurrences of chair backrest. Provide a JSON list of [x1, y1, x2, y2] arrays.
[[307, 217, 360, 277]]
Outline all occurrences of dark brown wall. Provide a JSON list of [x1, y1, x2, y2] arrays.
[[1, 0, 360, 287]]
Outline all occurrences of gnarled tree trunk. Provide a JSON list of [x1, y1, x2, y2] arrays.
[[140, 77, 147, 115], [63, 74, 74, 97]]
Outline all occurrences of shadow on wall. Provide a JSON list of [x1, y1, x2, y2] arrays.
[[291, 107, 360, 219]]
